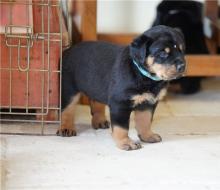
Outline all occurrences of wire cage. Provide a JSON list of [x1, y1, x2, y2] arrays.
[[0, 0, 67, 135]]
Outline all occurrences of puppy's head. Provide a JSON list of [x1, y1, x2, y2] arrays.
[[130, 25, 186, 81]]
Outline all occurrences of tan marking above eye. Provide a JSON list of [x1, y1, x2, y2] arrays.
[[179, 44, 183, 51], [164, 47, 170, 53]]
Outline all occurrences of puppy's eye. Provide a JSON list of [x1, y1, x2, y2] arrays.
[[159, 51, 168, 58]]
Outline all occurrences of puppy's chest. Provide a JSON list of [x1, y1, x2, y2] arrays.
[[130, 83, 168, 109]]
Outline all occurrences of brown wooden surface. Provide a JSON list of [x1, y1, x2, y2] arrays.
[[80, 0, 97, 41], [186, 55, 220, 76], [98, 33, 136, 45], [205, 0, 219, 53]]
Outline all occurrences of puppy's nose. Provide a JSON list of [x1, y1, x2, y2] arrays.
[[174, 58, 185, 72], [176, 64, 185, 73]]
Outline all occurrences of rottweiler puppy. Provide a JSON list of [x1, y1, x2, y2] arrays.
[[57, 25, 186, 151]]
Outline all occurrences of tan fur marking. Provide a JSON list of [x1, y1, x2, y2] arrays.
[[135, 110, 152, 136], [134, 110, 162, 143], [131, 93, 156, 106], [131, 88, 167, 107], [158, 88, 167, 100], [112, 125, 141, 150], [59, 94, 80, 132], [179, 44, 183, 51], [165, 47, 170, 53], [146, 56, 154, 66], [90, 100, 109, 129]]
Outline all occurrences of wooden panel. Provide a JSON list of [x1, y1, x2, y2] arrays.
[[205, 0, 219, 53], [186, 55, 220, 76], [98, 33, 136, 45], [80, 0, 97, 41], [219, 29, 220, 46]]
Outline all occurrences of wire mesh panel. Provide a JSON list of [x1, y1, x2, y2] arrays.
[[0, 0, 64, 135]]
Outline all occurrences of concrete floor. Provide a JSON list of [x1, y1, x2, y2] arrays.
[[1, 78, 220, 190]]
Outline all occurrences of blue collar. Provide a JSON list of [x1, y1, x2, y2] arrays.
[[132, 60, 162, 81]]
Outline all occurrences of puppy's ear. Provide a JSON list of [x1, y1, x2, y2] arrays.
[[174, 27, 185, 49], [130, 34, 153, 64], [174, 27, 184, 39]]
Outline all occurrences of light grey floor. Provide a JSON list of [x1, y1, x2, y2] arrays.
[[1, 78, 220, 190]]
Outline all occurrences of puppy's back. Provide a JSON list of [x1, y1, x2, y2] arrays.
[[62, 41, 124, 103]]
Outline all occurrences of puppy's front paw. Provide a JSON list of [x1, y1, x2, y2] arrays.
[[117, 138, 142, 151], [138, 133, 162, 143], [56, 128, 77, 137], [92, 118, 110, 129]]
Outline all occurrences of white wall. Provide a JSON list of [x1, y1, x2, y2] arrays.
[[97, 0, 205, 34]]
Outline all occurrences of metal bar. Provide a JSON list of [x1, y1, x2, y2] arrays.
[[41, 0, 51, 134], [38, 32, 61, 36], [0, 68, 60, 72], [5, 36, 61, 44], [17, 39, 30, 72], [5, 43, 33, 48], [8, 3, 12, 113], [6, 35, 33, 39], [0, 1, 60, 7], [6, 33, 61, 37], [0, 133, 57, 136], [0, 106, 60, 110], [59, 1, 63, 123], [5, 34, 60, 40], [0, 119, 60, 123], [26, 1, 30, 113], [0, 112, 52, 116], [41, 0, 46, 133], [5, 25, 33, 30]]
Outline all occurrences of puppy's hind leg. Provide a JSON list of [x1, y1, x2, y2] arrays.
[[57, 72, 80, 137], [90, 100, 110, 129], [57, 93, 80, 137]]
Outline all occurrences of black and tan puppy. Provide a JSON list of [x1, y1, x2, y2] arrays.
[[57, 25, 186, 151]]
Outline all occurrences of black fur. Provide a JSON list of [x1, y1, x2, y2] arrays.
[[62, 25, 185, 130], [152, 0, 209, 94]]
